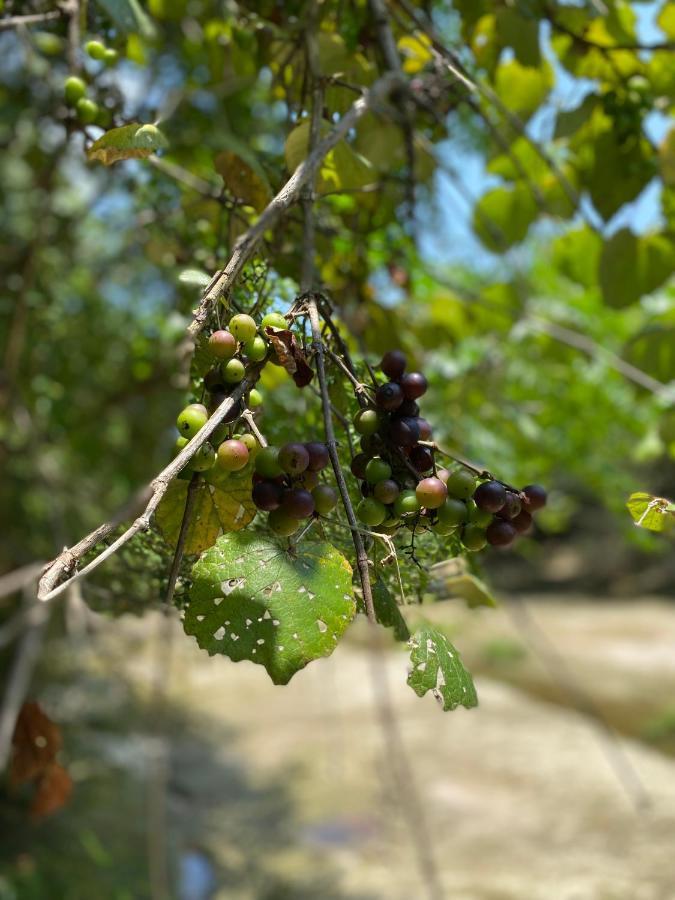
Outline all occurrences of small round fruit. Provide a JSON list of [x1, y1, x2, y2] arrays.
[[436, 468, 450, 483], [252, 480, 283, 511], [34, 32, 64, 55], [278, 442, 310, 475], [357, 498, 387, 527], [393, 490, 421, 518], [379, 516, 401, 534], [281, 487, 315, 518], [177, 403, 208, 438], [486, 519, 517, 547], [204, 368, 226, 392], [466, 500, 493, 528], [305, 441, 330, 471], [416, 477, 447, 509], [103, 48, 119, 65], [217, 439, 249, 471], [375, 382, 404, 411], [255, 446, 283, 478], [312, 484, 338, 515], [473, 480, 506, 513], [222, 358, 245, 384], [380, 350, 407, 379], [373, 479, 400, 504], [354, 408, 380, 436], [174, 435, 189, 454], [401, 372, 427, 400], [497, 493, 522, 520], [416, 418, 433, 441], [512, 509, 533, 534], [228, 313, 257, 343], [398, 398, 419, 417], [243, 335, 267, 362], [437, 498, 468, 527], [248, 388, 263, 408], [261, 311, 287, 331], [462, 524, 487, 551], [209, 395, 242, 422], [389, 416, 420, 447], [64, 75, 86, 105], [300, 470, 319, 490], [239, 433, 259, 455], [410, 445, 434, 473], [85, 40, 106, 60], [190, 443, 217, 472], [360, 434, 383, 455], [350, 453, 370, 479], [208, 329, 237, 360], [268, 508, 300, 537], [522, 484, 547, 511], [76, 97, 99, 124], [446, 469, 476, 500], [365, 457, 392, 485]]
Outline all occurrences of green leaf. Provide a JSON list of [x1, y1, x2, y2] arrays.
[[659, 127, 675, 187], [495, 9, 540, 67], [626, 492, 675, 532], [554, 94, 599, 140], [473, 184, 538, 252], [357, 580, 410, 641], [443, 572, 497, 609], [156, 473, 256, 555], [407, 626, 478, 711], [184, 534, 355, 684], [657, 1, 675, 40], [599, 228, 675, 307], [93, 0, 156, 38], [87, 124, 168, 166], [625, 317, 675, 382], [552, 226, 603, 288], [494, 59, 553, 121]]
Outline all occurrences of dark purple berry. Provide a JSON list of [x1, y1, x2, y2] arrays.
[[401, 372, 427, 400], [497, 492, 522, 520], [512, 510, 533, 534], [389, 416, 420, 447], [252, 480, 283, 511], [305, 441, 330, 471], [376, 381, 404, 411], [351, 453, 370, 479], [410, 445, 434, 473], [380, 350, 407, 379], [473, 481, 506, 513], [373, 479, 400, 504], [204, 368, 226, 392], [415, 418, 433, 441], [281, 487, 315, 518], [278, 442, 310, 475], [522, 484, 547, 511], [398, 399, 419, 417], [486, 519, 517, 547]]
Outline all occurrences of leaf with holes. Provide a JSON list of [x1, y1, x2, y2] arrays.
[[87, 123, 168, 165], [156, 474, 256, 555], [184, 533, 355, 684], [358, 579, 410, 641], [407, 626, 478, 711], [626, 492, 675, 533]]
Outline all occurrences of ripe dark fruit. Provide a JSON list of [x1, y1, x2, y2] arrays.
[[312, 484, 338, 515], [410, 445, 434, 473], [252, 480, 283, 511], [473, 480, 506, 513], [486, 519, 517, 547], [522, 484, 547, 511], [373, 479, 400, 504], [209, 396, 242, 422], [177, 403, 208, 438], [389, 416, 420, 447], [498, 493, 522, 520], [281, 488, 315, 518], [300, 470, 319, 490], [217, 439, 249, 472], [353, 408, 380, 436], [446, 469, 476, 500], [462, 524, 487, 552], [400, 372, 427, 400], [375, 382, 404, 411], [416, 418, 433, 441], [268, 509, 300, 537], [204, 368, 226, 392], [415, 477, 448, 509], [512, 510, 533, 534], [350, 453, 370, 479], [398, 399, 419, 417], [208, 329, 236, 360], [305, 441, 330, 471], [360, 434, 383, 455], [380, 350, 407, 379], [278, 442, 310, 475]]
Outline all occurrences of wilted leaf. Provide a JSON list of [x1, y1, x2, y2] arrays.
[[31, 763, 73, 819], [87, 123, 168, 165], [184, 533, 355, 684], [265, 328, 314, 387], [10, 702, 62, 786], [627, 492, 675, 532], [407, 626, 478, 711], [215, 150, 272, 212]]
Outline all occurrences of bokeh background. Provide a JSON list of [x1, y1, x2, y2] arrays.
[[2, 0, 675, 898]]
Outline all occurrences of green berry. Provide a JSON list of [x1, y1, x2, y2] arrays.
[[393, 490, 421, 518], [248, 388, 263, 408], [229, 314, 257, 343], [353, 408, 380, 436], [268, 508, 300, 537], [217, 439, 249, 472], [254, 446, 283, 478], [312, 484, 338, 515], [85, 40, 107, 60], [189, 443, 217, 472], [261, 311, 287, 331], [446, 469, 476, 500], [34, 32, 64, 56], [357, 498, 387, 527], [103, 48, 119, 65], [243, 335, 267, 362], [222, 358, 245, 383], [461, 524, 487, 552], [365, 457, 392, 485], [177, 403, 208, 438], [174, 435, 189, 454], [76, 98, 99, 124], [466, 500, 493, 528], [437, 498, 468, 527], [239, 433, 259, 455], [64, 76, 86, 105], [378, 516, 401, 534]]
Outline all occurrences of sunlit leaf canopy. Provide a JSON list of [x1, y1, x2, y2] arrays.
[[1, 0, 675, 600]]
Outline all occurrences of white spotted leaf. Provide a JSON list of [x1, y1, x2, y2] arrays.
[[407, 626, 478, 712], [184, 533, 355, 684]]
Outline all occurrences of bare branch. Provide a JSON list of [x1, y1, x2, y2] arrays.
[[242, 409, 267, 447], [0, 11, 62, 30], [0, 562, 46, 603]]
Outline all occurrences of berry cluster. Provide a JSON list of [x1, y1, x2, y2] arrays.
[[63, 39, 120, 128], [351, 350, 547, 550], [251, 442, 338, 536]]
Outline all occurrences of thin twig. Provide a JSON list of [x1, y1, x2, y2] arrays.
[[0, 11, 62, 29], [242, 409, 268, 447], [163, 473, 201, 608], [0, 562, 46, 603]]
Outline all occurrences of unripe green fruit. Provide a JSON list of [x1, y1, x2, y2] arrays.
[[174, 436, 189, 454], [353, 408, 380, 436], [365, 457, 392, 484], [222, 358, 245, 383], [255, 446, 283, 478], [76, 98, 99, 124], [466, 500, 493, 528], [177, 403, 208, 438], [243, 335, 267, 362], [217, 439, 249, 471], [462, 524, 487, 552], [248, 388, 263, 408], [239, 433, 259, 455], [357, 498, 387, 527], [268, 508, 300, 537], [64, 76, 86, 105], [393, 490, 421, 518], [85, 40, 107, 60], [261, 311, 287, 331], [189, 443, 217, 472], [378, 516, 401, 534], [312, 484, 338, 515], [437, 498, 468, 527], [229, 313, 257, 342], [208, 330, 237, 360], [446, 468, 476, 500], [103, 48, 119, 65], [34, 32, 64, 55]]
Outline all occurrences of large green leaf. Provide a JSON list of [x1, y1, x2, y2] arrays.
[[552, 226, 603, 288], [626, 492, 675, 532], [494, 59, 553, 121], [407, 626, 478, 712], [184, 534, 355, 684], [625, 317, 675, 382], [599, 228, 675, 307], [87, 124, 167, 166], [657, 1, 675, 39], [495, 8, 540, 67], [473, 184, 538, 252]]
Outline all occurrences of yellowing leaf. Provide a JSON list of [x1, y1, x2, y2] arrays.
[[215, 150, 272, 212], [87, 123, 168, 165], [494, 59, 553, 120], [398, 32, 432, 74]]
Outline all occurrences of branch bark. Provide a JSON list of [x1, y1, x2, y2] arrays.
[[0, 11, 62, 29]]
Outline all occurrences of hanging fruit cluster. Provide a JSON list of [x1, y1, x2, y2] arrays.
[[62, 38, 120, 128]]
